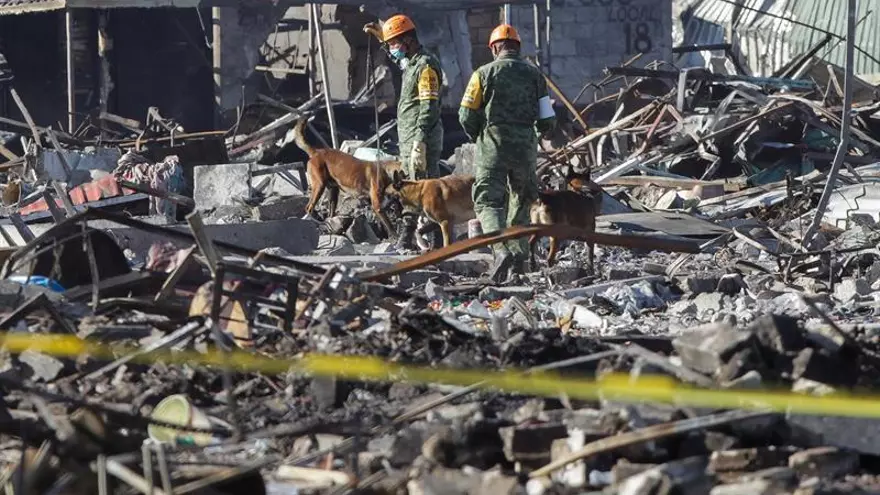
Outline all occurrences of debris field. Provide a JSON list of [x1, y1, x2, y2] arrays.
[[2, 28, 880, 495]]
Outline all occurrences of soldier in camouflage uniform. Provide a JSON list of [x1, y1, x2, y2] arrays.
[[366, 15, 444, 250], [459, 24, 556, 283]]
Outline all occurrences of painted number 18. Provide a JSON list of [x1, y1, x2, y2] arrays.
[[623, 22, 653, 54]]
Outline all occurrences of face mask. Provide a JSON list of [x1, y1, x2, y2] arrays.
[[390, 47, 405, 61]]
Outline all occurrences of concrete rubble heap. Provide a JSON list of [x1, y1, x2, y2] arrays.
[[4, 16, 880, 495]]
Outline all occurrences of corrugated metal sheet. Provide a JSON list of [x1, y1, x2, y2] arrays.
[[681, 0, 880, 77], [0, 0, 64, 15]]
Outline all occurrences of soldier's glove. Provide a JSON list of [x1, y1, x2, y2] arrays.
[[411, 141, 427, 180], [363, 22, 382, 40]]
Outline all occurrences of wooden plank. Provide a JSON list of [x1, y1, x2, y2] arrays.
[[186, 212, 220, 276], [40, 189, 66, 223], [8, 88, 40, 143], [45, 129, 73, 180], [8, 214, 34, 243], [51, 181, 77, 216]]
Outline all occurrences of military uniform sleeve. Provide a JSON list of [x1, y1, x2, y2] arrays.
[[414, 64, 441, 143], [458, 71, 484, 142], [535, 72, 556, 136]]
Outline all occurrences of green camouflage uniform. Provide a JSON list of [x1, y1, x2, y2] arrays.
[[398, 48, 444, 179], [458, 51, 555, 258]]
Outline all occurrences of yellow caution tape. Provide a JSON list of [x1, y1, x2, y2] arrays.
[[4, 332, 880, 419]]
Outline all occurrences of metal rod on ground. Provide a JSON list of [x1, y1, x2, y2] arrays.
[[65, 9, 75, 134], [802, 0, 856, 249], [312, 3, 339, 149]]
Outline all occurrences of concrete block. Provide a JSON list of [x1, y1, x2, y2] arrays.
[[499, 423, 568, 465], [194, 163, 251, 210]]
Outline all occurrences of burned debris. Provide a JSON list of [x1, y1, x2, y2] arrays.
[[2, 1, 880, 494]]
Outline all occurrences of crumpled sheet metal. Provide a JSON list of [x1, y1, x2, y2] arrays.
[[360, 224, 702, 282]]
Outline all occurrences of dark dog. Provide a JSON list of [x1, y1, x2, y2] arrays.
[[529, 188, 603, 272]]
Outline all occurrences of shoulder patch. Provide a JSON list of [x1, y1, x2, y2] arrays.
[[417, 67, 439, 101], [460, 72, 483, 110]]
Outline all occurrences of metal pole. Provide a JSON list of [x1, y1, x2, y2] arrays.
[[504, 4, 511, 24], [307, 4, 316, 97], [802, 0, 856, 248], [65, 9, 75, 134], [533, 2, 541, 67], [212, 7, 223, 129], [312, 3, 339, 149], [545, 0, 551, 77]]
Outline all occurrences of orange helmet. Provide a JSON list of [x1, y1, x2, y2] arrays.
[[489, 24, 521, 46], [382, 14, 416, 42]]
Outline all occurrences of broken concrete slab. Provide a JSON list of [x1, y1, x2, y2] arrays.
[[616, 456, 713, 495], [78, 217, 320, 257], [786, 414, 880, 456], [194, 163, 252, 210], [18, 350, 65, 382], [788, 446, 859, 479], [833, 278, 871, 303], [290, 253, 493, 277], [693, 292, 725, 316], [708, 447, 794, 472], [672, 323, 755, 376], [251, 195, 309, 221], [315, 235, 356, 256]]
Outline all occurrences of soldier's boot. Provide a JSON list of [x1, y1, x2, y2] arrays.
[[510, 254, 528, 277], [395, 214, 418, 252], [417, 220, 444, 249]]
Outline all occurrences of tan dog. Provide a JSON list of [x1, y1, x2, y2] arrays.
[[529, 189, 603, 272], [294, 118, 401, 237], [385, 172, 476, 247]]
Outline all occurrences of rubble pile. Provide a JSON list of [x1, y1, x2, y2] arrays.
[[3, 31, 880, 495]]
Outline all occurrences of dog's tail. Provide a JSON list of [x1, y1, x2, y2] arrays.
[[294, 118, 317, 157]]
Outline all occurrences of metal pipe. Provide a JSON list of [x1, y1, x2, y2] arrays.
[[533, 2, 541, 67], [312, 3, 339, 149], [212, 7, 223, 129], [307, 3, 316, 97], [504, 3, 511, 23], [802, 0, 856, 248], [545, 0, 551, 76], [65, 9, 75, 134]]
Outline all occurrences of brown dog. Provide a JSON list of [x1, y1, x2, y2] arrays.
[[529, 188, 603, 272], [294, 118, 401, 237], [385, 171, 476, 247]]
